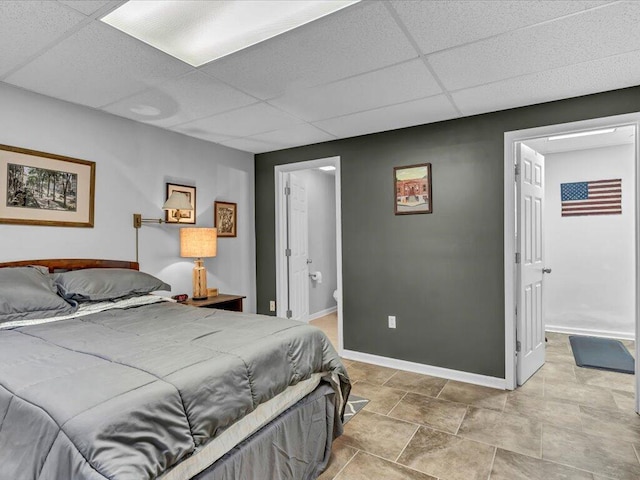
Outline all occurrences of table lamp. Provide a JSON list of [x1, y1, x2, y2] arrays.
[[180, 228, 217, 300]]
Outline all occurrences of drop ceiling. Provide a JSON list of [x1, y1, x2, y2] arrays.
[[1, 0, 639, 154]]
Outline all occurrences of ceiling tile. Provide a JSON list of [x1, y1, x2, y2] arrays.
[[268, 59, 441, 122], [58, 1, 115, 16], [251, 123, 336, 149], [452, 50, 640, 116], [4, 21, 192, 108], [166, 127, 234, 145], [391, 0, 611, 54], [219, 137, 281, 154], [173, 103, 303, 138], [0, 1, 86, 77], [103, 71, 257, 127], [313, 95, 459, 139], [200, 1, 418, 100], [429, 1, 640, 91]]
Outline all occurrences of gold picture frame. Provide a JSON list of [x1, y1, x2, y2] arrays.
[[166, 183, 196, 224], [0, 144, 95, 227], [214, 201, 237, 237]]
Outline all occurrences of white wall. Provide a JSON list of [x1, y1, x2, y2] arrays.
[[0, 83, 257, 312], [544, 143, 635, 338], [295, 169, 337, 316]]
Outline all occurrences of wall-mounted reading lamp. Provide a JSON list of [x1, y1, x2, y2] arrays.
[[132, 192, 193, 262]]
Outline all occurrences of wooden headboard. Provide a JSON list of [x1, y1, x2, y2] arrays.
[[0, 259, 139, 273]]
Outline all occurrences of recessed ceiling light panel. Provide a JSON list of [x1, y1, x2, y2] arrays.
[[548, 128, 616, 141], [319, 166, 336, 171], [101, 0, 360, 67]]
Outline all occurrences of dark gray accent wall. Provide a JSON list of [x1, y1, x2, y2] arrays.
[[255, 87, 640, 379]]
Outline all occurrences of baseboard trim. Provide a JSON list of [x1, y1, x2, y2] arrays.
[[341, 349, 507, 390], [308, 306, 337, 322], [546, 325, 635, 341]]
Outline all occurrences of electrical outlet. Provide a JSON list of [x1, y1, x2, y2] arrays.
[[388, 315, 396, 329], [269, 301, 276, 312]]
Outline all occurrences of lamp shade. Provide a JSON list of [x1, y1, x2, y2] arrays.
[[163, 192, 193, 211], [180, 228, 217, 258]]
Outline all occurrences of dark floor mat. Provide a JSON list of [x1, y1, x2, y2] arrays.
[[569, 335, 634, 374], [343, 395, 369, 424]]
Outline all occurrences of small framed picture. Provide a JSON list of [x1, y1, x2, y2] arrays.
[[166, 183, 196, 224], [0, 144, 95, 227], [214, 201, 237, 237], [394, 163, 432, 215]]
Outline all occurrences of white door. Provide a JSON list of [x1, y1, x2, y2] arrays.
[[516, 143, 546, 385], [286, 172, 309, 322]]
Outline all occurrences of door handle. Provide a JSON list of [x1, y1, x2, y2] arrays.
[[542, 268, 552, 274]]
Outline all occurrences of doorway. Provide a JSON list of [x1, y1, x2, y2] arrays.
[[274, 156, 343, 353], [504, 113, 640, 412]]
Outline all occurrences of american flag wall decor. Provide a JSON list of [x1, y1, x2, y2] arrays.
[[560, 179, 622, 217]]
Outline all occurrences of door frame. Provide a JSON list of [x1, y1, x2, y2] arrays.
[[274, 156, 344, 352], [504, 113, 640, 407]]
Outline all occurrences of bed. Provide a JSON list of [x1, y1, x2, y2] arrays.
[[0, 259, 350, 480]]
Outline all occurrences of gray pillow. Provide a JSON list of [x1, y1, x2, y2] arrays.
[[0, 266, 77, 323], [53, 268, 171, 302]]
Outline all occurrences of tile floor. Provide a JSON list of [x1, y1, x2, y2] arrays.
[[310, 314, 639, 480]]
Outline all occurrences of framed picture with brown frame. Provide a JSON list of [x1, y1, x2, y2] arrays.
[[166, 183, 196, 224], [0, 144, 95, 227], [214, 201, 237, 237], [394, 163, 432, 215]]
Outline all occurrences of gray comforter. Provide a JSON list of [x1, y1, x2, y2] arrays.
[[0, 302, 350, 480]]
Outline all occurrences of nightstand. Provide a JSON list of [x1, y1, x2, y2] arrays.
[[182, 294, 245, 312]]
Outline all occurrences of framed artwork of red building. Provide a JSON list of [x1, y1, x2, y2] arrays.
[[394, 163, 432, 215]]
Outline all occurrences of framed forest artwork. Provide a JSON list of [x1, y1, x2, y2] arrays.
[[0, 144, 95, 227]]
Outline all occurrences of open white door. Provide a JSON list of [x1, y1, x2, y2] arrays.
[[286, 172, 309, 322], [516, 143, 547, 385]]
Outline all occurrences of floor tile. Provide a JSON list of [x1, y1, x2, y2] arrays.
[[611, 389, 636, 412], [621, 339, 635, 352], [540, 362, 577, 382], [545, 347, 576, 364], [573, 366, 635, 394], [546, 341, 572, 354], [458, 406, 542, 458], [490, 448, 593, 480], [438, 380, 507, 411], [340, 358, 353, 368], [383, 371, 447, 398], [544, 377, 616, 409], [388, 392, 467, 434], [310, 313, 338, 348], [346, 361, 398, 386], [339, 410, 418, 461], [397, 426, 495, 480], [545, 332, 571, 347], [334, 451, 436, 480], [350, 381, 406, 415], [543, 424, 640, 479], [516, 373, 545, 397], [504, 391, 582, 431], [318, 438, 358, 480], [579, 404, 640, 444]]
